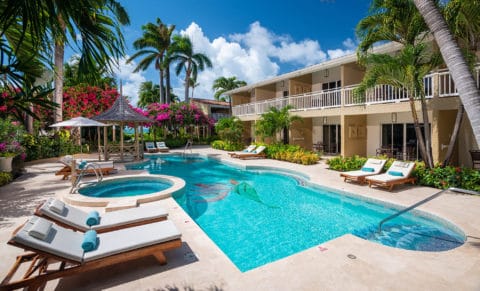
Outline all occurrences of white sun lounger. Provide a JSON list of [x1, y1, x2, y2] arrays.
[[1, 216, 182, 290], [35, 198, 168, 233], [340, 158, 387, 184], [156, 141, 170, 152], [365, 161, 416, 191]]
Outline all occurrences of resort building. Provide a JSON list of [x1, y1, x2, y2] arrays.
[[227, 42, 480, 168], [191, 98, 231, 122]]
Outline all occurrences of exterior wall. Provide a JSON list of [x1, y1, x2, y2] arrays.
[[341, 63, 364, 86], [232, 94, 250, 106], [255, 88, 275, 102], [242, 121, 252, 144], [458, 115, 478, 167], [342, 115, 367, 157], [276, 80, 289, 98], [290, 79, 311, 95], [290, 118, 312, 149], [312, 117, 324, 145], [432, 109, 458, 165]]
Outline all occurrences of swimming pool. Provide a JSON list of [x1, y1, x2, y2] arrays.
[[78, 176, 172, 198], [127, 155, 465, 272]]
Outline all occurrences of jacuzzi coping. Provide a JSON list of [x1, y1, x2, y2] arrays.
[[63, 174, 186, 208]]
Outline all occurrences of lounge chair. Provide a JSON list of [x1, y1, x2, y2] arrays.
[[228, 145, 256, 156], [55, 156, 114, 180], [231, 145, 266, 160], [365, 161, 416, 191], [340, 158, 387, 184], [156, 141, 170, 152], [1, 216, 182, 290], [35, 198, 168, 233], [145, 142, 158, 153]]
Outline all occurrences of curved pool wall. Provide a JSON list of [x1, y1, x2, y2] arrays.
[[64, 174, 186, 207], [78, 176, 173, 198]]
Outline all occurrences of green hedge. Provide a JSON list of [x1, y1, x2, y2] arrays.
[[0, 172, 13, 187]]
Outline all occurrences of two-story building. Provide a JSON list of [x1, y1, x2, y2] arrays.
[[227, 42, 479, 167]]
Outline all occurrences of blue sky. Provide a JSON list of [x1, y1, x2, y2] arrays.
[[109, 0, 371, 104]]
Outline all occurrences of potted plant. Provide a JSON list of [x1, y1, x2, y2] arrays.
[[0, 119, 26, 175]]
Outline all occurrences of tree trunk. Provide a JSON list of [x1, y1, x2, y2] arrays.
[[53, 15, 66, 124], [53, 41, 64, 124], [408, 97, 430, 166], [184, 62, 191, 103], [442, 105, 465, 166], [419, 96, 433, 167], [414, 0, 480, 147], [159, 69, 164, 104], [166, 65, 171, 104]]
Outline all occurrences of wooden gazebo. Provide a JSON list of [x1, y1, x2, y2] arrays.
[[93, 95, 151, 161]]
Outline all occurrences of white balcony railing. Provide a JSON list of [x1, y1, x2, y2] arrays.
[[232, 67, 479, 116]]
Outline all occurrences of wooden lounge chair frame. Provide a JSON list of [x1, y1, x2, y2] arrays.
[[366, 162, 416, 191], [366, 176, 416, 191], [340, 159, 387, 185], [231, 152, 266, 160], [145, 142, 158, 153], [55, 164, 114, 180], [155, 142, 170, 153], [33, 202, 167, 233], [0, 222, 182, 291]]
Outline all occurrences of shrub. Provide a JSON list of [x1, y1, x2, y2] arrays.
[[327, 155, 368, 171], [0, 172, 13, 186], [264, 143, 319, 165], [210, 140, 243, 151]]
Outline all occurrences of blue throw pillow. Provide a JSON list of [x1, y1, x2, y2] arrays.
[[78, 161, 87, 170], [81, 230, 98, 252], [388, 170, 404, 177], [86, 210, 100, 226], [361, 167, 375, 172]]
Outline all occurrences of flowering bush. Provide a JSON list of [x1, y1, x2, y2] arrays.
[[147, 102, 214, 129], [0, 118, 26, 159]]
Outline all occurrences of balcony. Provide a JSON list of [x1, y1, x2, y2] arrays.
[[232, 67, 479, 117]]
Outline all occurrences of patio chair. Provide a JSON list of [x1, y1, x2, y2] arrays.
[[55, 157, 114, 180], [1, 216, 182, 290], [156, 141, 170, 152], [230, 145, 266, 160], [35, 198, 168, 233], [228, 144, 256, 156], [145, 142, 158, 153], [365, 161, 416, 191], [340, 158, 387, 184]]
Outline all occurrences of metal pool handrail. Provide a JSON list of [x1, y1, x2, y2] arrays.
[[378, 187, 480, 232], [70, 163, 104, 193]]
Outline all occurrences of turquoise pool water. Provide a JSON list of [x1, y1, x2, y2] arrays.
[[127, 155, 465, 272], [78, 177, 171, 198]]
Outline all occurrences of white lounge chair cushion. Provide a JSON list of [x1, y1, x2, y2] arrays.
[[29, 217, 53, 241], [14, 216, 84, 262], [342, 158, 386, 177], [91, 204, 168, 231], [39, 198, 168, 232], [49, 199, 65, 214], [366, 161, 415, 183], [83, 220, 181, 262], [156, 142, 169, 149]]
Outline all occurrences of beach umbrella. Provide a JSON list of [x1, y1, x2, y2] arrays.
[[50, 117, 107, 128], [50, 117, 108, 153]]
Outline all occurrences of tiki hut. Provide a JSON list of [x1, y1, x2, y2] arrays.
[[93, 95, 152, 161]]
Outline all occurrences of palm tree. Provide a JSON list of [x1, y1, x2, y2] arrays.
[[137, 81, 160, 108], [413, 0, 480, 148], [170, 35, 212, 103], [189, 76, 200, 99], [356, 0, 437, 167], [128, 18, 175, 104], [255, 105, 302, 144], [64, 56, 116, 88], [212, 76, 247, 114]]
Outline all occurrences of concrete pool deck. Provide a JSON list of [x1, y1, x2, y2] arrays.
[[0, 146, 479, 290]]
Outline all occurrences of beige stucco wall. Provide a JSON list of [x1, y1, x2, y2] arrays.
[[341, 63, 364, 86], [432, 109, 458, 165], [255, 88, 275, 102], [312, 67, 341, 91], [342, 115, 367, 157], [275, 80, 289, 98], [290, 118, 313, 150], [232, 94, 250, 106], [312, 117, 324, 145], [457, 115, 478, 167], [290, 80, 312, 95]]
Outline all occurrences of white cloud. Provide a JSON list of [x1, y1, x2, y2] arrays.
[[134, 22, 358, 101], [111, 56, 146, 106]]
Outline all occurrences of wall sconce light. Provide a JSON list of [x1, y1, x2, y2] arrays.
[[324, 69, 329, 78], [323, 116, 328, 124], [391, 112, 397, 123]]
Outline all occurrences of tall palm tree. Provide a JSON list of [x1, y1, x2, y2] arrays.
[[413, 0, 480, 148], [212, 76, 247, 114], [256, 105, 302, 144], [356, 0, 437, 167], [188, 76, 200, 99], [137, 81, 160, 108], [128, 18, 175, 104], [170, 35, 212, 103]]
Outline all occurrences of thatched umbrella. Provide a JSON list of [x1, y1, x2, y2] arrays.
[[93, 95, 151, 161]]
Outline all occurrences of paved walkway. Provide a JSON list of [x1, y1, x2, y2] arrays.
[[1, 147, 479, 290]]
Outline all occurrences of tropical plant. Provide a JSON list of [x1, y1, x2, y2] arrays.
[[215, 117, 244, 145], [64, 56, 116, 88], [418, 0, 480, 165], [356, 0, 438, 168], [188, 76, 200, 99], [0, 0, 130, 123], [212, 76, 247, 114], [255, 105, 302, 144], [128, 18, 175, 104], [137, 81, 160, 108], [170, 35, 212, 102]]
